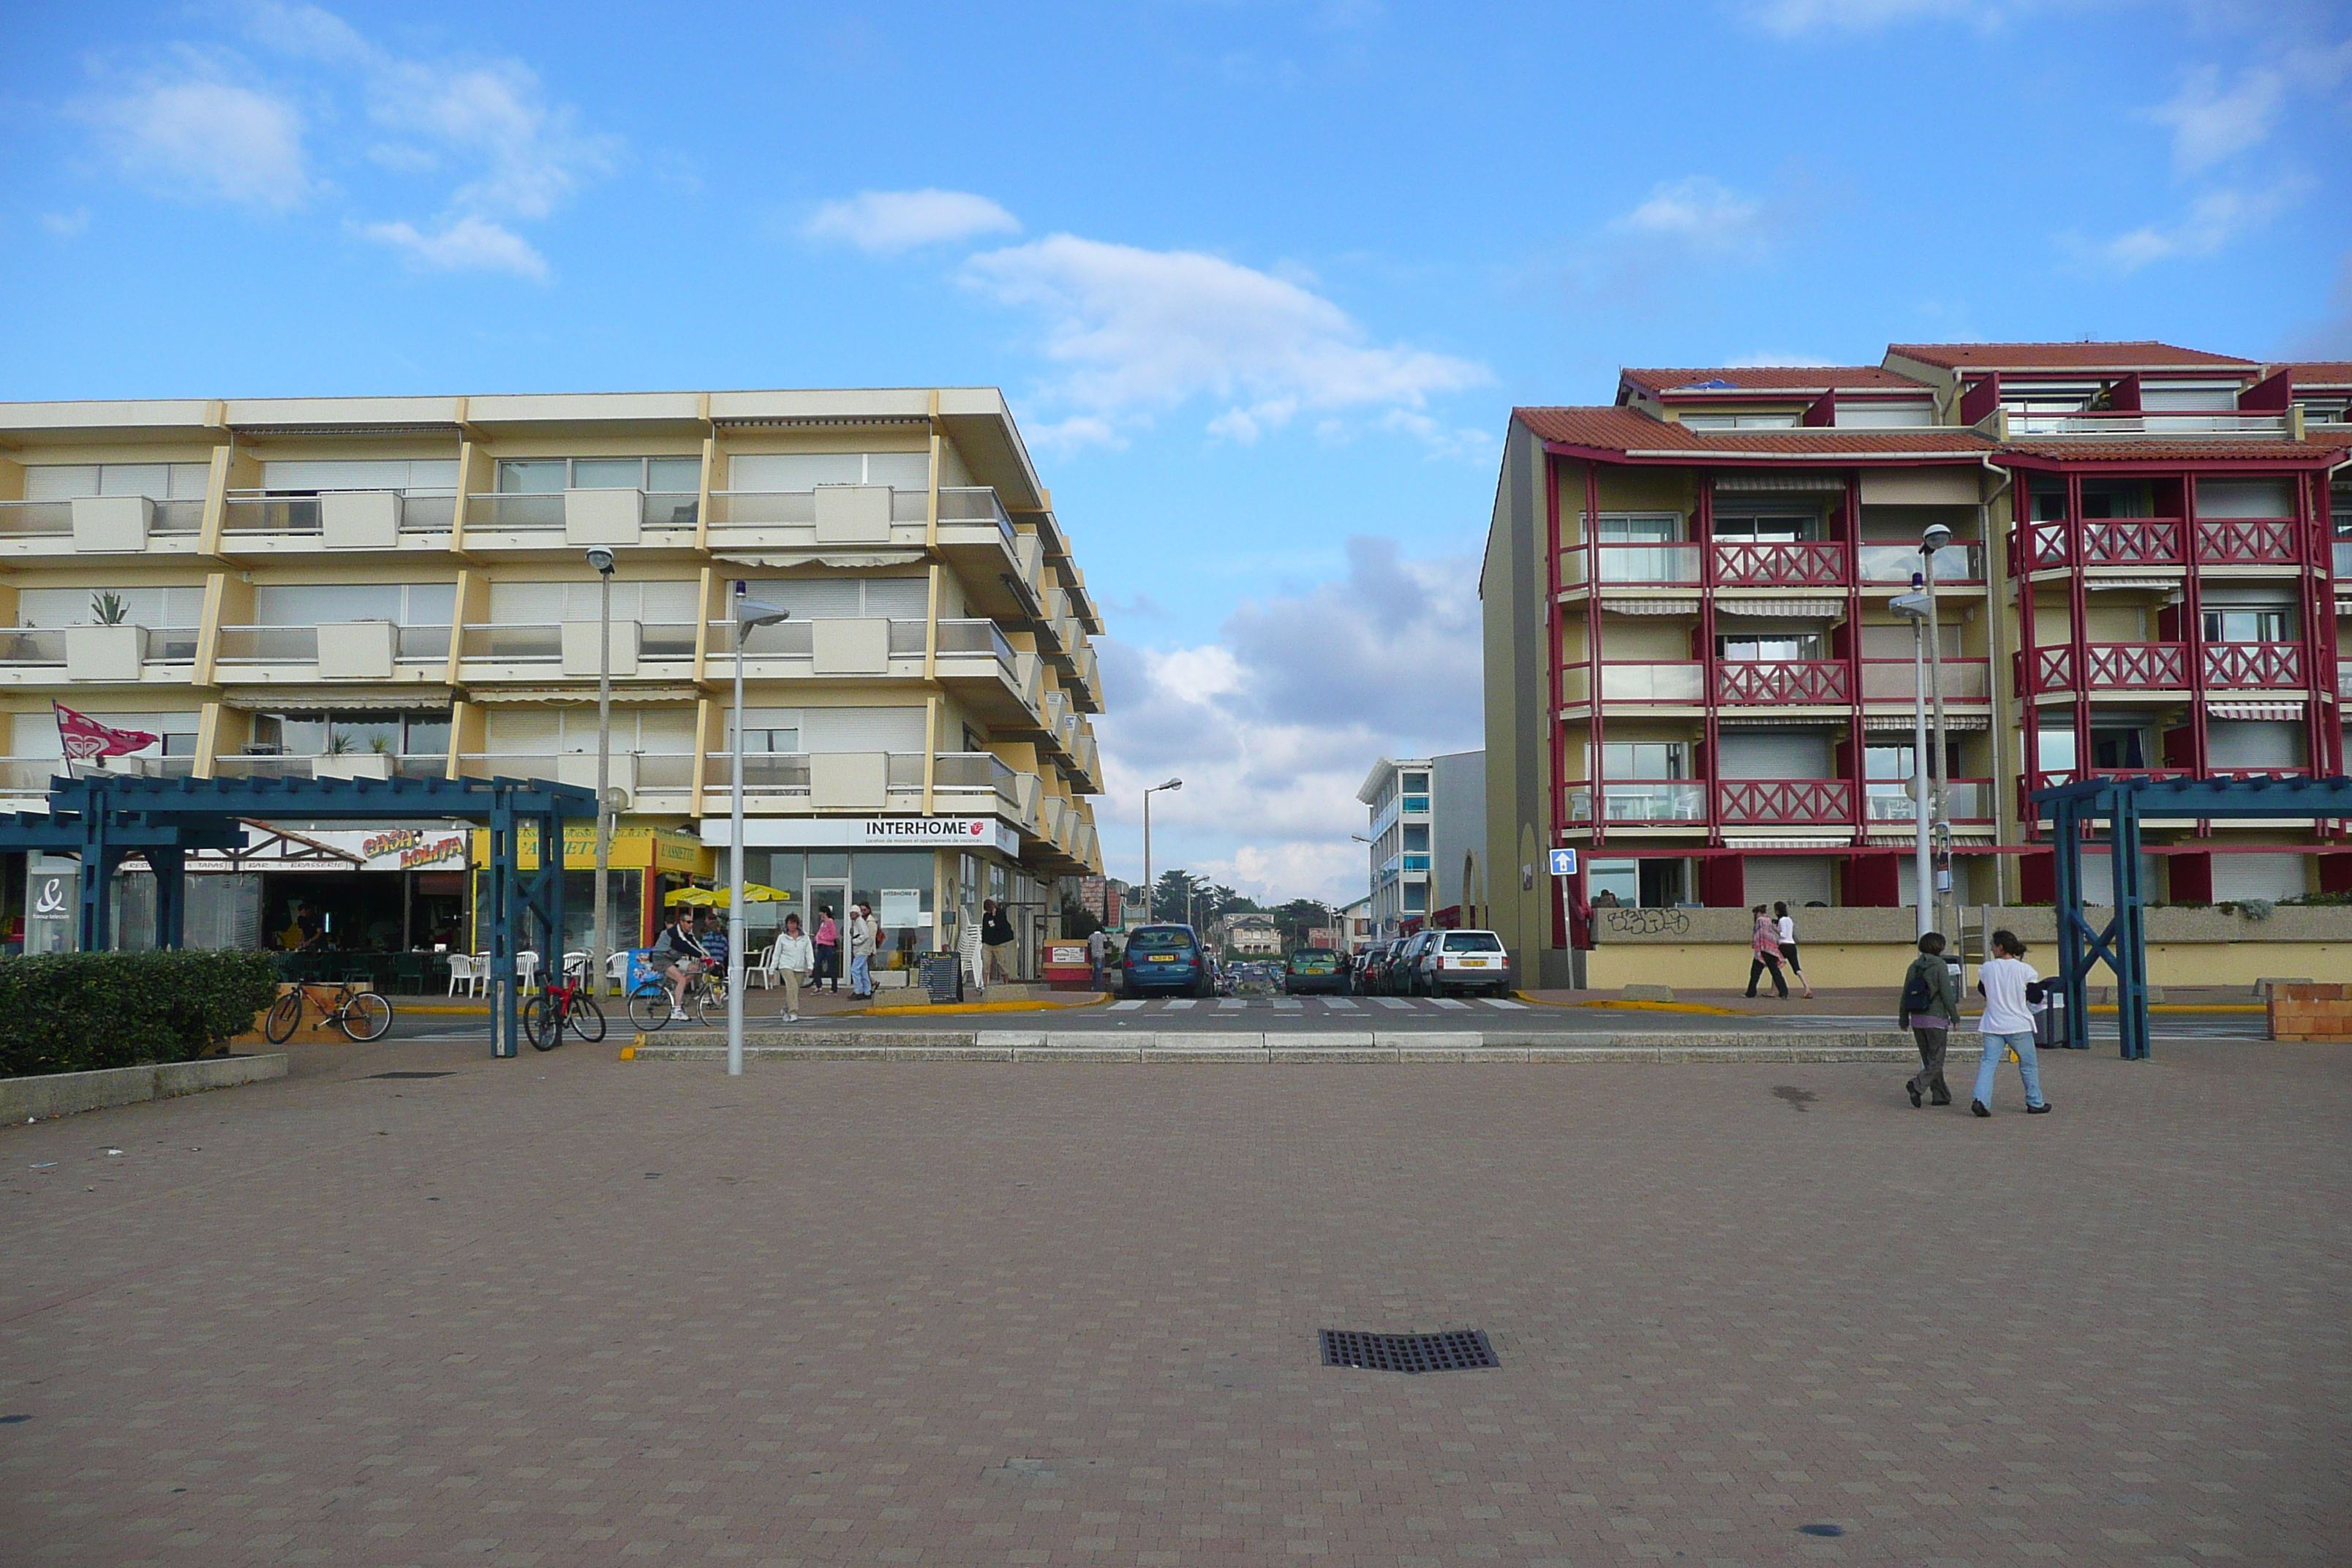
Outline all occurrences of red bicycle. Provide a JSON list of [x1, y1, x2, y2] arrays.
[[522, 974, 606, 1051]]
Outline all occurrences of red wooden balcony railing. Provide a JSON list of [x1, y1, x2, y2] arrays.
[[1712, 539, 1845, 587], [2202, 641, 2306, 687], [1715, 660, 1851, 704], [2020, 521, 2070, 570], [1719, 777, 1853, 824], [2084, 518, 2185, 566], [2022, 643, 2188, 693], [2207, 766, 2313, 781], [2193, 518, 2300, 565]]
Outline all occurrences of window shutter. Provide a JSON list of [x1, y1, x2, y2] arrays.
[[800, 706, 926, 752]]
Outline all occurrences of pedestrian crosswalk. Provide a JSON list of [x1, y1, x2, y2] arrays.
[[1107, 995, 1526, 1014]]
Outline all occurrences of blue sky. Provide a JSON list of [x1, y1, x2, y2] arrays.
[[4, 0, 2348, 902]]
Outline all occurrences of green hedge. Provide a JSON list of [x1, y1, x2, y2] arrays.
[[0, 951, 281, 1078]]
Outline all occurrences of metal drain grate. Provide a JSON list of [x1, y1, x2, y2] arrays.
[[368, 1071, 455, 1079], [1319, 1329, 1498, 1374]]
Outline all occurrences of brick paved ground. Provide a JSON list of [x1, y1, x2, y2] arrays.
[[4, 1037, 2345, 1566]]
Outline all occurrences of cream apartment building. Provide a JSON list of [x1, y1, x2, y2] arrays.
[[0, 388, 1106, 975]]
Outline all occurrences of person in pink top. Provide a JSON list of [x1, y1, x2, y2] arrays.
[[813, 908, 841, 994], [1746, 902, 1790, 999]]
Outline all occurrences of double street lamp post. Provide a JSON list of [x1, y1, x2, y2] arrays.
[[726, 581, 793, 1077]]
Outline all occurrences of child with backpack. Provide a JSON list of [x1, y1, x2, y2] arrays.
[[1898, 931, 1959, 1107]]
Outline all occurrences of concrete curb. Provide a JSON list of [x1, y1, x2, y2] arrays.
[[1, 1053, 290, 1121], [625, 1030, 1932, 1065]]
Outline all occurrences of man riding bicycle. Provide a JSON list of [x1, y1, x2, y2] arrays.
[[656, 907, 712, 1021]]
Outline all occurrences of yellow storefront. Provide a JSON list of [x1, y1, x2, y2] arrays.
[[465, 825, 715, 954]]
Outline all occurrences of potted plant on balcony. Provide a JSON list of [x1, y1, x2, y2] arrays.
[[314, 730, 396, 781], [64, 590, 147, 682]]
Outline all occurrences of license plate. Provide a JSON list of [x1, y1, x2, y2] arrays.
[[1150, 954, 1176, 963], [1456, 959, 1490, 968]]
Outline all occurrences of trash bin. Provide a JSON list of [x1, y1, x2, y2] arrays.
[[2033, 987, 2067, 1049]]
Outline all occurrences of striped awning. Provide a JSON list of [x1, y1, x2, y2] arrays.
[[2206, 700, 2306, 720], [1722, 834, 1853, 848], [1864, 712, 1989, 730], [1597, 595, 1700, 615], [1714, 473, 1849, 491], [1711, 598, 1844, 620]]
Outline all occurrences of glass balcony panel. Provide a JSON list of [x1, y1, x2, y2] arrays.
[[643, 493, 699, 529], [0, 501, 75, 537], [0, 628, 70, 666], [1598, 782, 1706, 821], [216, 625, 320, 663], [1599, 662, 1705, 701], [461, 624, 562, 660], [1858, 542, 1982, 582], [1594, 543, 1700, 584], [395, 625, 451, 662], [638, 622, 698, 659]]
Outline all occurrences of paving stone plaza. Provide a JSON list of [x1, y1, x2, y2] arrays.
[[4, 1038, 2345, 1565]]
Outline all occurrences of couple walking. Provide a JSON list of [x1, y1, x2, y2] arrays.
[[807, 904, 883, 1000], [1744, 902, 1814, 999], [1899, 928, 2053, 1117]]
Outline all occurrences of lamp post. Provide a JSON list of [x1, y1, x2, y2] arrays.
[[1919, 521, 1955, 943], [1142, 777, 1181, 921], [1891, 587, 1934, 941], [727, 581, 792, 1077], [586, 547, 617, 1004]]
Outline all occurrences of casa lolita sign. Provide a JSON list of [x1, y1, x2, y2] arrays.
[[359, 828, 469, 871]]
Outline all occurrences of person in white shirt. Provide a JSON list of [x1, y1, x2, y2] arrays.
[[772, 913, 815, 1023], [848, 903, 879, 998], [1971, 929, 2051, 1117], [1774, 901, 1814, 1000]]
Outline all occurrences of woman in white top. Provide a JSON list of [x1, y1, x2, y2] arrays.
[[1773, 902, 1814, 999], [772, 913, 815, 1023], [1971, 928, 2051, 1117]]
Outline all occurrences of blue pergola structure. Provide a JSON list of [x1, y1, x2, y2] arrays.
[[26, 772, 597, 1060], [2029, 774, 2352, 1060]]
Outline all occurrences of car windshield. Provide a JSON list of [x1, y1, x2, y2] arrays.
[[1292, 951, 1336, 969], [1126, 927, 1196, 953], [1443, 933, 1504, 953]]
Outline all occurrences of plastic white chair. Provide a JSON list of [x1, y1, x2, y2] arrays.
[[745, 937, 780, 990], [467, 953, 491, 997], [561, 950, 588, 980], [446, 954, 477, 996], [516, 951, 541, 989]]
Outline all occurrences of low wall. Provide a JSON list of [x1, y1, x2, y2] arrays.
[[2269, 984, 2352, 1042], [1, 1053, 287, 1122], [1585, 905, 2352, 992]]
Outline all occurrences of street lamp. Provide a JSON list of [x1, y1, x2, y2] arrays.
[[1142, 777, 1181, 922], [585, 547, 617, 1006], [1918, 521, 1955, 941], [1891, 587, 1934, 941], [726, 581, 792, 1077]]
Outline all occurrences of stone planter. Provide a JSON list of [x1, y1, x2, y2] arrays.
[[64, 624, 146, 682], [314, 753, 396, 780]]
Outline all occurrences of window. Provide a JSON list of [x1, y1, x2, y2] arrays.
[[252, 582, 457, 626], [1402, 772, 1429, 792], [1403, 825, 1430, 852], [2029, 483, 2068, 522], [1833, 402, 1934, 428], [1714, 510, 1820, 543], [1866, 745, 1915, 782], [725, 453, 932, 491], [2037, 726, 2078, 774], [2195, 478, 2295, 519], [1593, 513, 1682, 543], [1717, 633, 1826, 662], [2089, 728, 2150, 770], [1441, 932, 1504, 952], [497, 456, 701, 494], [728, 709, 801, 754], [23, 463, 210, 501], [1402, 883, 1428, 913], [1678, 412, 1800, 429], [2202, 609, 2290, 643], [249, 709, 450, 757], [1599, 742, 1688, 779]]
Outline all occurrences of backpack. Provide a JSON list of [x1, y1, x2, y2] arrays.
[[1899, 965, 1934, 1018]]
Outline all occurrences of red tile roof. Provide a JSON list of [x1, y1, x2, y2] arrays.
[[2288, 362, 2352, 388], [1971, 437, 2340, 464], [1516, 406, 1993, 456], [1619, 366, 1930, 396], [1887, 341, 2256, 373]]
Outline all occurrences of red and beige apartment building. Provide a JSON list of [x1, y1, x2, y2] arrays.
[[1482, 342, 2351, 989]]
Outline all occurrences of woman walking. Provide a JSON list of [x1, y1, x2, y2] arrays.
[[1899, 931, 1959, 1107], [1746, 904, 1790, 999], [813, 907, 840, 993], [848, 902, 878, 998], [773, 913, 815, 1023], [1972, 929, 2052, 1117], [1774, 901, 1814, 999]]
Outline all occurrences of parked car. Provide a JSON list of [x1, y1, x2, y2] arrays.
[[1413, 929, 1512, 998], [1350, 942, 1390, 995], [1386, 933, 1435, 995], [1284, 947, 1346, 995], [1118, 924, 1213, 998]]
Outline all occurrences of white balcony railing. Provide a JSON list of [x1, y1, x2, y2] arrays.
[[0, 498, 204, 538]]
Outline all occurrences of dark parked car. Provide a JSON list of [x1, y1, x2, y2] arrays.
[[1283, 947, 1346, 995], [1387, 932, 1436, 995], [1118, 924, 1212, 998]]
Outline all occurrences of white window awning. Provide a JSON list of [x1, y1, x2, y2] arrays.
[[1712, 598, 1845, 620], [2206, 701, 2306, 720], [1597, 595, 1700, 615], [1863, 712, 1989, 730]]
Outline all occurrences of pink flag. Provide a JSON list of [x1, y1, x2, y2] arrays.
[[53, 702, 159, 762]]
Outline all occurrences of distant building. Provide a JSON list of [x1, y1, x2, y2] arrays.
[[1214, 912, 1284, 955], [1335, 894, 1375, 951], [1358, 751, 1486, 937]]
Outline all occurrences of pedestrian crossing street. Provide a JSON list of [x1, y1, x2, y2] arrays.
[[1107, 995, 1527, 1013]]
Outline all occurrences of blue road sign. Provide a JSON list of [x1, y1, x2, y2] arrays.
[[1548, 848, 1578, 878]]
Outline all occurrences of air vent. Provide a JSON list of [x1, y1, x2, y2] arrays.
[[1319, 1330, 1498, 1374]]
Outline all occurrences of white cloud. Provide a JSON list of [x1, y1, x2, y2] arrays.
[[2087, 182, 2304, 271], [2148, 64, 2288, 173], [357, 215, 549, 280], [1746, 0, 2008, 34], [80, 64, 312, 211], [39, 209, 91, 238], [959, 233, 1488, 449], [804, 189, 1022, 253], [1090, 537, 1482, 905], [1609, 176, 1768, 255]]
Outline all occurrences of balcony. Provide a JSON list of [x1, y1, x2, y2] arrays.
[[0, 625, 200, 683], [461, 621, 698, 676], [1566, 781, 1706, 823], [453, 753, 691, 794], [2202, 641, 2306, 689], [937, 486, 1017, 548], [0, 497, 205, 557], [2007, 409, 2288, 437], [2194, 517, 2301, 565], [1570, 662, 1705, 704], [1716, 660, 1850, 705], [702, 750, 926, 806], [1562, 543, 1703, 587], [216, 623, 451, 682], [705, 486, 928, 551], [1860, 657, 1991, 701], [221, 491, 456, 551], [216, 752, 447, 781], [1858, 541, 1983, 584], [935, 621, 1045, 726], [1718, 778, 1852, 824], [2024, 642, 2187, 694], [1714, 539, 1844, 587], [464, 490, 701, 547], [1866, 780, 1993, 823]]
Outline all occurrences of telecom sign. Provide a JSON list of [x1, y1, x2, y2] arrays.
[[1548, 848, 1578, 878]]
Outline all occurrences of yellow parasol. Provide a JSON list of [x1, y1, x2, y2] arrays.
[[666, 883, 794, 908]]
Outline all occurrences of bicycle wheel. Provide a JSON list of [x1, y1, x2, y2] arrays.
[[627, 984, 674, 1032], [264, 992, 302, 1044], [690, 981, 720, 1026], [339, 990, 393, 1042], [568, 994, 607, 1044], [523, 992, 562, 1052]]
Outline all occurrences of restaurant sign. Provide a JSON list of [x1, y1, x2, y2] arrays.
[[360, 827, 470, 871]]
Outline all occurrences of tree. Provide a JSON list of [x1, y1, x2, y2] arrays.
[[1058, 897, 1104, 940], [1272, 898, 1335, 951]]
